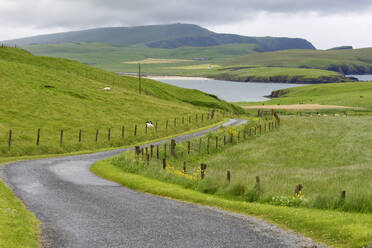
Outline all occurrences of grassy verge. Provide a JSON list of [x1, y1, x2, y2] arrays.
[[91, 159, 372, 248], [0, 180, 39, 248]]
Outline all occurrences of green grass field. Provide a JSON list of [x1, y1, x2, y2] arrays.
[[94, 115, 372, 247], [0, 47, 242, 157]]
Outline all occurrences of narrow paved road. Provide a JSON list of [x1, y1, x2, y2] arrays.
[[1, 119, 320, 248]]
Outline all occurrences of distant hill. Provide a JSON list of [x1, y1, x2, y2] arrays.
[[2, 23, 315, 52]]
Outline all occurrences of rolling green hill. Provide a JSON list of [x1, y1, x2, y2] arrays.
[[3, 23, 315, 52], [224, 48, 372, 74], [0, 46, 240, 157]]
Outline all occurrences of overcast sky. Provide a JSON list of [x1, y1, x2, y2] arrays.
[[1, 0, 372, 49]]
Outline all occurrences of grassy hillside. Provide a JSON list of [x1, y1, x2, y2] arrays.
[[3, 23, 315, 52], [0, 47, 240, 157], [225, 48, 372, 74], [238, 82, 372, 110]]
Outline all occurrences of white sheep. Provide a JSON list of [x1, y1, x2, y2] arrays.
[[103, 87, 111, 91], [146, 121, 154, 128]]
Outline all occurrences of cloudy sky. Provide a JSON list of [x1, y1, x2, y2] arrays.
[[1, 0, 372, 49]]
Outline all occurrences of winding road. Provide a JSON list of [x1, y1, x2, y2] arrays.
[[1, 119, 321, 248]]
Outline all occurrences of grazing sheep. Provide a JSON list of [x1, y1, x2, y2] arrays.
[[146, 121, 154, 128], [334, 114, 340, 117], [104, 87, 111, 91]]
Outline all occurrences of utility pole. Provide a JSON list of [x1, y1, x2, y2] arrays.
[[138, 63, 142, 95]]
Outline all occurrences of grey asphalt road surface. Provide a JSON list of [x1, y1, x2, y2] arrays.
[[1, 119, 323, 248]]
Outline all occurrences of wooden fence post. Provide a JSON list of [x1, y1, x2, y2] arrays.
[[134, 146, 141, 158], [122, 126, 125, 138], [174, 118, 177, 127], [224, 135, 226, 146], [183, 162, 187, 173], [36, 128, 41, 146], [227, 170, 231, 184], [340, 190, 346, 201], [162, 158, 166, 170], [95, 129, 99, 143], [189, 116, 191, 124], [146, 154, 150, 165], [230, 134, 233, 144], [60, 129, 64, 145], [200, 163, 207, 179], [215, 136, 218, 149], [150, 145, 154, 157], [164, 143, 167, 158], [134, 124, 137, 136], [294, 184, 303, 196], [171, 139, 177, 157], [166, 120, 168, 129], [155, 121, 158, 132], [182, 117, 184, 125], [199, 138, 202, 154], [79, 129, 82, 143], [238, 131, 240, 143], [156, 145, 159, 159], [187, 141, 191, 154], [108, 128, 111, 141], [8, 130, 12, 150]]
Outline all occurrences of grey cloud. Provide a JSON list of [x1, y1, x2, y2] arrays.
[[1, 0, 372, 30]]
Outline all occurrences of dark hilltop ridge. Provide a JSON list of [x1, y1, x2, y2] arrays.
[[2, 23, 315, 52]]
